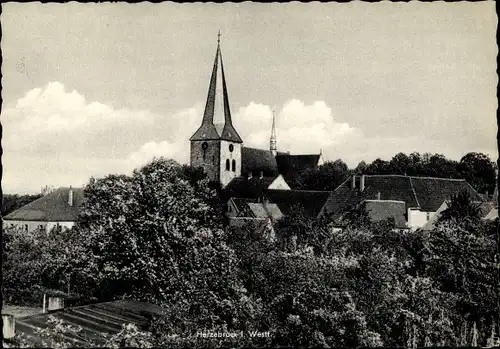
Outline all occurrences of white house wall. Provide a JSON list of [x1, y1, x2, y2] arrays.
[[268, 175, 291, 190], [4, 220, 75, 233], [407, 209, 435, 230]]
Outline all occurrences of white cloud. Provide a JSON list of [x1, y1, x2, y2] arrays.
[[2, 81, 496, 194], [234, 99, 362, 156]]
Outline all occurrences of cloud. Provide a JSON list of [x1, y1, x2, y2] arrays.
[[2, 81, 497, 194], [234, 99, 362, 157]]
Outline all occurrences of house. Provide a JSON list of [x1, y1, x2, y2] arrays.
[[320, 174, 484, 230], [263, 189, 331, 219], [3, 187, 84, 233], [421, 199, 495, 230], [189, 34, 321, 189], [2, 299, 166, 347]]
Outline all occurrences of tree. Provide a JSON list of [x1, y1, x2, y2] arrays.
[[438, 190, 482, 225], [293, 159, 350, 191], [41, 185, 56, 196], [389, 153, 411, 175], [3, 225, 77, 306], [457, 152, 496, 194], [71, 157, 255, 343], [354, 160, 367, 174], [365, 158, 391, 175]]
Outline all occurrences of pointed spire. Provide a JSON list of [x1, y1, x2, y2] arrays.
[[190, 31, 242, 143], [270, 110, 277, 155]]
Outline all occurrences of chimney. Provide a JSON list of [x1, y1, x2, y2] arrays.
[[351, 175, 356, 189], [360, 175, 365, 192], [377, 192, 381, 200], [48, 296, 65, 312], [2, 314, 15, 339], [68, 186, 73, 206], [259, 171, 264, 179]]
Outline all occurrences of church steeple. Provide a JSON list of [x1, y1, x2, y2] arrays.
[[190, 32, 243, 143], [270, 110, 277, 156]]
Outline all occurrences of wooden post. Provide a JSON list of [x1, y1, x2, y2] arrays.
[[43, 293, 46, 313], [471, 321, 478, 347]]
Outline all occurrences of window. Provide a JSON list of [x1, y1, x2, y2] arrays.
[[232, 160, 236, 172], [226, 159, 230, 171], [229, 144, 234, 152], [426, 212, 430, 221], [202, 142, 208, 161], [24, 224, 28, 231]]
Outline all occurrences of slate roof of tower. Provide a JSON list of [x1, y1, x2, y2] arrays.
[[264, 189, 331, 218], [190, 39, 242, 143], [321, 175, 483, 217], [4, 187, 84, 222]]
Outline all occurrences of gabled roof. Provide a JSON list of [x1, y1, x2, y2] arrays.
[[230, 197, 255, 212], [363, 200, 407, 229], [4, 187, 84, 222], [6, 300, 166, 347], [247, 203, 283, 220], [483, 207, 498, 221], [409, 176, 483, 211], [264, 189, 331, 218], [321, 175, 483, 217], [224, 176, 278, 199], [190, 38, 242, 143], [241, 147, 279, 177]]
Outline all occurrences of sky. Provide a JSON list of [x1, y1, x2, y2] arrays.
[[1, 1, 498, 194]]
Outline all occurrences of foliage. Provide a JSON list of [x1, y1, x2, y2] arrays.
[[360, 152, 496, 194], [3, 225, 78, 306], [8, 155, 498, 348], [293, 159, 351, 191], [438, 190, 483, 225]]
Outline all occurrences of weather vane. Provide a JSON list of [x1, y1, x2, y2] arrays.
[[217, 30, 221, 44]]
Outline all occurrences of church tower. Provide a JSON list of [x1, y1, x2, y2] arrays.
[[270, 110, 277, 156], [190, 32, 243, 187]]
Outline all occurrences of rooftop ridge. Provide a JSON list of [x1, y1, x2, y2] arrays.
[[363, 199, 406, 204], [267, 189, 331, 194], [408, 176, 421, 209], [361, 174, 466, 181]]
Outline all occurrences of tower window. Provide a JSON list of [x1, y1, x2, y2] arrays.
[[232, 159, 236, 172], [226, 159, 230, 171], [229, 144, 234, 152]]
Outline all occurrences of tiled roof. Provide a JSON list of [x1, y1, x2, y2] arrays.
[[409, 176, 482, 211], [321, 175, 483, 217], [224, 176, 277, 199], [364, 200, 407, 229], [264, 189, 331, 218], [241, 147, 279, 177], [247, 203, 283, 220], [230, 197, 255, 212], [4, 187, 84, 222], [7, 300, 166, 347]]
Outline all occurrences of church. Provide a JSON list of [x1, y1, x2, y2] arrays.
[[189, 34, 328, 227], [189, 34, 323, 193]]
